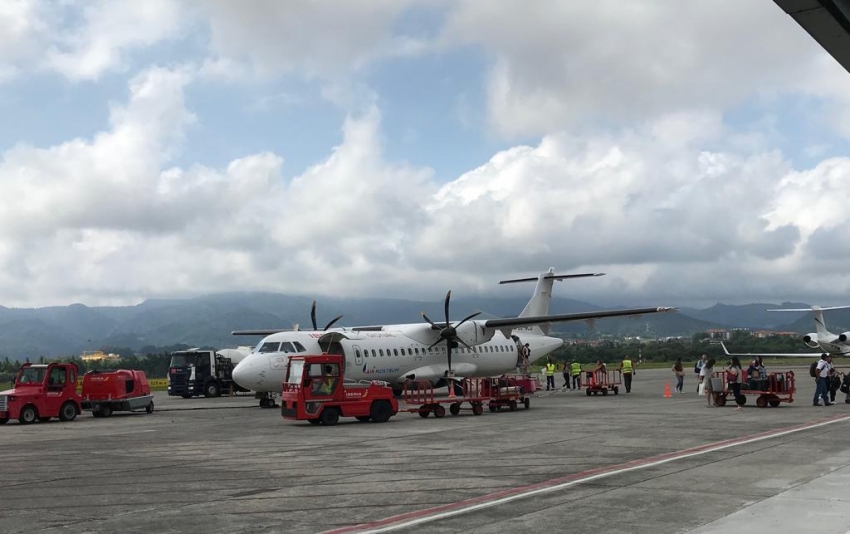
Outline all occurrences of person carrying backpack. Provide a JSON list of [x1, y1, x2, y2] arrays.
[[813, 353, 834, 407]]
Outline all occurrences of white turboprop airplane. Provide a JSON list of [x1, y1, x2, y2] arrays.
[[230, 268, 676, 406], [769, 305, 850, 356]]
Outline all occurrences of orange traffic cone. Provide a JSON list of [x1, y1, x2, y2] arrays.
[[663, 381, 673, 398]]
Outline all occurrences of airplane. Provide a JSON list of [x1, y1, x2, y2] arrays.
[[716, 341, 826, 359], [230, 268, 676, 407], [768, 305, 850, 356]]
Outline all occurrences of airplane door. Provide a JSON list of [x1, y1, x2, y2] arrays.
[[353, 345, 363, 366]]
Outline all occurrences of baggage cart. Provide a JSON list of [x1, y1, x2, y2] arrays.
[[401, 378, 487, 417], [712, 370, 796, 407], [584, 369, 622, 396]]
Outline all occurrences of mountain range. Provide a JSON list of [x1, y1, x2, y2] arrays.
[[2, 294, 850, 360]]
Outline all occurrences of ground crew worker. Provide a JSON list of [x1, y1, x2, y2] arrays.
[[316, 365, 336, 395], [619, 356, 635, 393], [571, 361, 582, 390], [545, 359, 556, 391]]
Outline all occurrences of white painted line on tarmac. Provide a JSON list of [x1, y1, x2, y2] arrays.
[[325, 414, 850, 534]]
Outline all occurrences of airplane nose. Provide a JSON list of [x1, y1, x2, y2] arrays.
[[232, 358, 256, 390]]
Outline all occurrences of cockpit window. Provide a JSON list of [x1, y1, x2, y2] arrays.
[[280, 342, 296, 353], [293, 342, 306, 352], [258, 342, 281, 353]]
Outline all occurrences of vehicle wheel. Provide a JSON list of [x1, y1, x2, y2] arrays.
[[0, 417, 8, 425], [181, 394, 192, 399], [509, 400, 518, 412], [488, 402, 497, 412], [613, 387, 619, 395], [472, 402, 484, 416], [355, 416, 371, 422], [586, 389, 591, 397], [308, 419, 321, 425], [320, 408, 340, 426], [418, 407, 430, 418], [100, 405, 113, 418], [434, 404, 446, 418], [523, 397, 531, 410], [92, 410, 103, 418], [19, 405, 37, 425], [756, 395, 768, 408], [449, 402, 461, 416], [715, 394, 727, 407], [602, 389, 608, 396], [204, 381, 221, 398], [738, 395, 747, 406], [59, 402, 78, 422], [146, 401, 154, 414], [768, 398, 781, 407], [370, 400, 392, 423]]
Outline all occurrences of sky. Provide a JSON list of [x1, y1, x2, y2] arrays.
[[2, 0, 850, 310]]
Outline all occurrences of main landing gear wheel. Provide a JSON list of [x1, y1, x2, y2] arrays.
[[472, 402, 483, 416], [449, 402, 461, 416], [320, 408, 340, 426], [433, 404, 446, 418]]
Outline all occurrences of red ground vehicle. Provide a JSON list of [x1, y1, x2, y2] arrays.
[[485, 376, 532, 412], [712, 370, 796, 407], [0, 363, 82, 424], [81, 370, 155, 417], [402, 378, 490, 417], [281, 354, 398, 426], [584, 369, 622, 396]]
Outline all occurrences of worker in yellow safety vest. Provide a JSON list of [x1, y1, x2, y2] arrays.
[[545, 360, 557, 391], [618, 356, 635, 393], [570, 361, 582, 390]]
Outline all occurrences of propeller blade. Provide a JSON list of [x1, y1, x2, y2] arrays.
[[323, 315, 343, 331], [311, 300, 318, 331], [421, 312, 438, 329], [458, 339, 475, 351], [455, 311, 481, 329], [444, 290, 451, 326], [428, 339, 442, 350], [447, 343, 452, 372]]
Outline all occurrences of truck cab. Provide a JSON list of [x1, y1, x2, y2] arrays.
[[281, 354, 398, 426], [0, 363, 82, 424], [168, 349, 246, 398]]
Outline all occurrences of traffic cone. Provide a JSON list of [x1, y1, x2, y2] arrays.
[[663, 381, 673, 398]]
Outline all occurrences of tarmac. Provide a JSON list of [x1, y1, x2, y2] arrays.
[[1, 367, 850, 534]]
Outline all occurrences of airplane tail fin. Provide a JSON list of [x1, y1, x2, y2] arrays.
[[499, 268, 604, 335], [769, 305, 850, 337]]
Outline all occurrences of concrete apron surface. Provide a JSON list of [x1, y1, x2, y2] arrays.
[[0, 367, 848, 534]]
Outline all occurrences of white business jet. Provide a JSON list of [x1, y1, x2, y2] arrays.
[[231, 268, 676, 406], [768, 305, 850, 356]]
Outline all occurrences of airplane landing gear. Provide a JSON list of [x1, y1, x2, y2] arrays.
[[257, 392, 278, 408]]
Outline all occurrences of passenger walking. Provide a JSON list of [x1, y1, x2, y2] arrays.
[[562, 362, 571, 389], [618, 356, 635, 393], [545, 359, 556, 391], [727, 356, 744, 412], [828, 368, 841, 404], [703, 358, 716, 407], [570, 361, 582, 390], [813, 354, 834, 407], [695, 354, 708, 393], [672, 358, 684, 393]]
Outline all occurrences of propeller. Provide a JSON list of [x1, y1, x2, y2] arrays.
[[421, 290, 481, 376], [310, 300, 343, 331]]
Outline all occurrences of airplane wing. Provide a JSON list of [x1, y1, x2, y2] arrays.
[[232, 329, 290, 336], [483, 306, 676, 329], [717, 341, 826, 358]]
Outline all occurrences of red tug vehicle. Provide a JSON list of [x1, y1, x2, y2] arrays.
[[0, 362, 82, 425], [281, 354, 398, 426], [81, 369, 154, 417]]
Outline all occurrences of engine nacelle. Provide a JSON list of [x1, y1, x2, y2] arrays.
[[839, 332, 850, 343], [803, 333, 820, 348]]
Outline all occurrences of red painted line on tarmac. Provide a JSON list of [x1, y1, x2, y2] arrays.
[[324, 413, 850, 534]]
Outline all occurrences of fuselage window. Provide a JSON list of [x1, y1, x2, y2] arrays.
[[393, 349, 399, 356], [379, 349, 384, 357], [356, 349, 361, 359], [371, 349, 377, 358], [293, 342, 307, 352], [414, 348, 420, 355], [401, 348, 406, 355]]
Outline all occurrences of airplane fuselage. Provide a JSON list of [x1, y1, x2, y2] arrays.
[[232, 327, 563, 394]]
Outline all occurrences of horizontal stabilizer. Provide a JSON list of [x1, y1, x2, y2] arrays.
[[499, 273, 604, 284]]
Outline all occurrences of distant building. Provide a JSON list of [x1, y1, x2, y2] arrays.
[[753, 330, 798, 339], [80, 351, 121, 363], [706, 329, 730, 340]]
